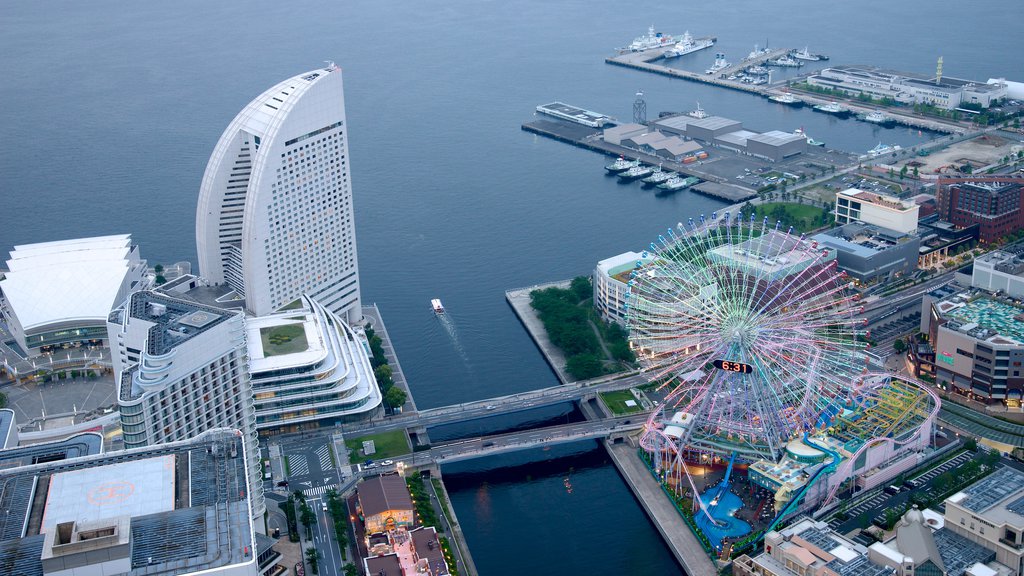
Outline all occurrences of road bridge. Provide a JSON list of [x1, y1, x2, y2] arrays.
[[336, 372, 650, 437]]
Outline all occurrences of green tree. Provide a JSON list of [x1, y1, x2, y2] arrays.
[[893, 339, 907, 353], [385, 386, 407, 409], [374, 365, 394, 389], [344, 565, 359, 576], [305, 547, 321, 574], [566, 353, 605, 380], [155, 275, 167, 285], [0, 392, 8, 409], [299, 502, 315, 538], [913, 166, 919, 178], [569, 276, 592, 303], [964, 437, 978, 451]]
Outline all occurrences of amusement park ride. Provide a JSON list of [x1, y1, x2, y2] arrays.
[[624, 212, 940, 557]]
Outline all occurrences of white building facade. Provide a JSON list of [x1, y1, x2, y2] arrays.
[[972, 251, 1024, 298], [107, 291, 264, 521], [196, 64, 362, 323], [248, 296, 382, 432], [593, 251, 653, 325], [835, 188, 919, 234]]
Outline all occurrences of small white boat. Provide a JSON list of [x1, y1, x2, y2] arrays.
[[431, 299, 445, 314]]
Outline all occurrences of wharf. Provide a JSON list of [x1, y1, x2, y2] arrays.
[[605, 46, 791, 95], [522, 119, 756, 202], [771, 87, 966, 134]]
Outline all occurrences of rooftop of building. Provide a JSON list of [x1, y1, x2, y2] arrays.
[[689, 115, 742, 131], [814, 223, 913, 258], [245, 304, 326, 373], [749, 130, 805, 146], [597, 251, 654, 283], [948, 466, 1024, 527], [0, 409, 14, 449], [652, 114, 698, 131], [769, 519, 893, 576], [823, 65, 995, 92], [975, 251, 1024, 276], [838, 188, 916, 211], [120, 291, 236, 358], [707, 229, 832, 275], [365, 553, 404, 576], [0, 234, 142, 331], [0, 429, 254, 576], [716, 129, 758, 146], [358, 473, 413, 521], [410, 526, 449, 575], [934, 292, 1024, 345]]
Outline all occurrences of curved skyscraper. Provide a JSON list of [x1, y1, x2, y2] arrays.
[[197, 64, 361, 322]]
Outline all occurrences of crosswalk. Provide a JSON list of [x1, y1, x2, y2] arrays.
[[289, 454, 309, 477], [303, 484, 338, 498], [316, 444, 334, 472]]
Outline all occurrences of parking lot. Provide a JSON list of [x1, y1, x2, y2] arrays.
[[827, 449, 975, 534]]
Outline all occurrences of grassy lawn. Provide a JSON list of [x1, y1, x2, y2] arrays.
[[345, 429, 411, 462], [600, 389, 644, 415], [259, 323, 308, 356], [749, 202, 829, 234]]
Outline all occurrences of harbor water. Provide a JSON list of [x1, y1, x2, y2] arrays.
[[2, 1, 1022, 574]]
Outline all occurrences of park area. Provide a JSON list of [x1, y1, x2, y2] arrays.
[[345, 429, 411, 462], [259, 322, 309, 356]]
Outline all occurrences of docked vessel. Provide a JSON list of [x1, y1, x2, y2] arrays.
[[767, 56, 803, 68], [769, 92, 803, 106], [663, 31, 715, 58], [605, 156, 639, 173], [867, 142, 902, 158], [657, 175, 700, 192], [794, 128, 825, 147], [745, 44, 771, 60], [688, 102, 709, 119], [705, 53, 730, 75], [858, 110, 897, 127], [620, 25, 677, 53], [746, 65, 769, 75], [431, 299, 445, 314], [618, 164, 654, 181], [642, 166, 674, 185], [813, 101, 852, 117], [792, 46, 828, 61]]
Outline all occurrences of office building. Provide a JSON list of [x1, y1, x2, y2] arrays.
[[0, 235, 147, 378], [248, 295, 382, 432], [935, 179, 1024, 244], [807, 66, 1007, 110], [0, 429, 262, 576], [813, 223, 921, 283], [107, 291, 264, 520], [972, 251, 1024, 298], [196, 64, 362, 322], [921, 288, 1024, 404], [593, 251, 654, 325], [836, 189, 920, 234], [944, 467, 1024, 575]]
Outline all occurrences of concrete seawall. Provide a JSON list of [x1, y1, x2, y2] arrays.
[[505, 281, 572, 384], [606, 441, 719, 576]]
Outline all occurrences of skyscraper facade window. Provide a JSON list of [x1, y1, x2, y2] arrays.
[[196, 64, 362, 323]]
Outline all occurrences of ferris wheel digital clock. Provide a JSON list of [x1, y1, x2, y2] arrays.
[[712, 359, 753, 373]]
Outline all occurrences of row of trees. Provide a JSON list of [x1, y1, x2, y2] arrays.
[[406, 472, 440, 528], [365, 327, 408, 411], [529, 277, 633, 380]]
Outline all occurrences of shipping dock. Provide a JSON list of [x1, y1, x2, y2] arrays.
[[605, 46, 791, 95], [522, 119, 756, 203], [536, 102, 616, 128]]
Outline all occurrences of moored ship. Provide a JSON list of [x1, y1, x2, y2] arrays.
[[769, 92, 803, 106], [663, 31, 715, 58], [813, 101, 852, 117], [618, 164, 654, 180], [619, 25, 677, 53], [858, 110, 897, 127], [605, 156, 639, 173]]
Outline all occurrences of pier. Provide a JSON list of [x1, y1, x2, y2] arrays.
[[522, 120, 757, 203], [605, 46, 793, 95]]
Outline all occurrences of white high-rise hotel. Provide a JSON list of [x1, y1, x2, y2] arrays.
[[197, 63, 361, 322]]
